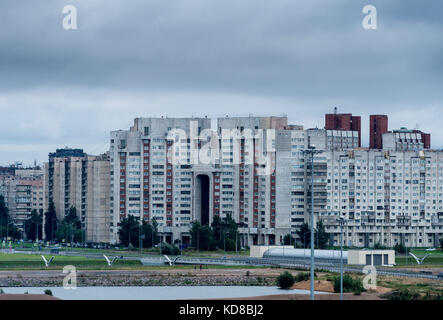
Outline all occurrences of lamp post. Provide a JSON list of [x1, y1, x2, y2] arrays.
[[303, 145, 322, 301], [338, 216, 347, 301]]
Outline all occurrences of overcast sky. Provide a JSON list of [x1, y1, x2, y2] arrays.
[[0, 0, 442, 166]]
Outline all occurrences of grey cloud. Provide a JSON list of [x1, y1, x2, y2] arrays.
[[0, 0, 442, 165]]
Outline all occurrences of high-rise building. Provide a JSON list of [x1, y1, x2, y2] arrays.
[[0, 166, 44, 231], [107, 115, 442, 248], [319, 149, 443, 248], [383, 128, 431, 151], [369, 115, 389, 149], [109, 116, 291, 245], [325, 111, 361, 147], [44, 149, 110, 243]]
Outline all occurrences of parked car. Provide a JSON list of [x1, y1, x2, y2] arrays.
[[437, 272, 443, 279]]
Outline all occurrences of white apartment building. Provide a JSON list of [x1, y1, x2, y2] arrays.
[[109, 116, 443, 248], [0, 168, 44, 230]]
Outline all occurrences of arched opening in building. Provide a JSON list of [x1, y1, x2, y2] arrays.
[[196, 175, 210, 225]]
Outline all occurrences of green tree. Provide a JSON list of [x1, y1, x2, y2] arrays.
[[276, 271, 295, 289], [296, 223, 311, 248], [24, 209, 43, 241], [118, 215, 140, 247], [64, 207, 81, 229], [211, 215, 222, 245], [211, 214, 239, 250], [44, 200, 58, 241], [283, 233, 294, 246], [315, 220, 329, 249], [140, 220, 159, 248], [190, 220, 216, 251], [56, 221, 82, 243], [0, 195, 20, 240], [440, 238, 443, 251], [56, 207, 82, 243], [394, 243, 408, 254]]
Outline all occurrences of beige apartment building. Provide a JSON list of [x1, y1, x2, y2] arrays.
[[43, 149, 110, 243]]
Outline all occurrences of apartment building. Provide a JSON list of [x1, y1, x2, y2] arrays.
[[318, 150, 443, 248], [325, 111, 361, 147], [109, 115, 442, 248], [0, 167, 44, 230], [383, 128, 431, 151], [44, 149, 110, 243], [110, 116, 292, 245]]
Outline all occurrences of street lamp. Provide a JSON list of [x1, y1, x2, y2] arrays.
[[303, 145, 322, 301], [337, 216, 347, 301]]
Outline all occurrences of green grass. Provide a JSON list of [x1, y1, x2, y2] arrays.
[[395, 248, 443, 266], [0, 253, 264, 271], [0, 253, 142, 270]]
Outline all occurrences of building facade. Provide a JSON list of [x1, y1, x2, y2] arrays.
[[325, 112, 361, 147], [0, 167, 44, 231], [109, 116, 442, 248], [369, 115, 389, 149], [44, 149, 110, 243]]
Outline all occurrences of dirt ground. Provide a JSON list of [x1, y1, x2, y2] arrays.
[[220, 292, 386, 300]]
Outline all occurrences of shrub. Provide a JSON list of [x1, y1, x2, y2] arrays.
[[333, 274, 365, 295], [294, 272, 309, 282], [394, 243, 408, 254], [374, 243, 387, 250], [276, 271, 295, 289], [0, 289, 4, 294], [44, 289, 53, 296], [160, 242, 180, 255], [381, 288, 419, 300]]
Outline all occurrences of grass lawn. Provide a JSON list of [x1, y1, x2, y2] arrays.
[[0, 253, 143, 270], [0, 253, 265, 271], [394, 248, 443, 266]]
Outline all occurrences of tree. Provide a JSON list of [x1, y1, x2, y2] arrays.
[[211, 214, 240, 250], [296, 223, 311, 248], [190, 220, 216, 251], [118, 215, 140, 247], [44, 200, 58, 241], [211, 215, 222, 245], [64, 207, 81, 229], [55, 207, 82, 243], [440, 238, 443, 251], [276, 271, 295, 289], [283, 233, 294, 246], [394, 243, 408, 254], [140, 220, 157, 248], [315, 220, 329, 249], [24, 209, 43, 241], [0, 195, 20, 240]]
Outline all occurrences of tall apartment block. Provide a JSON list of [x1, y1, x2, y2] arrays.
[[325, 111, 361, 147], [109, 116, 293, 245], [369, 115, 389, 149], [109, 115, 442, 248], [0, 167, 44, 230], [44, 149, 110, 243], [383, 128, 431, 151], [318, 150, 443, 248]]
